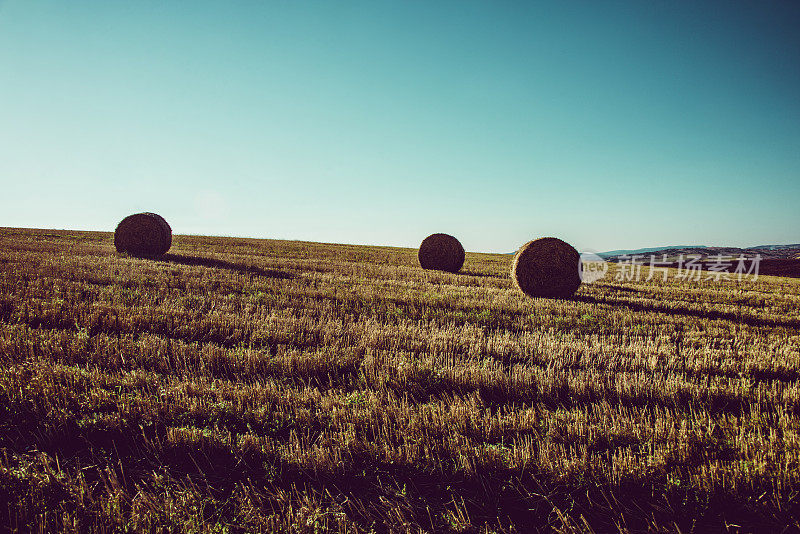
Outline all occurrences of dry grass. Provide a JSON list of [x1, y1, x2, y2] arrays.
[[1, 227, 799, 532]]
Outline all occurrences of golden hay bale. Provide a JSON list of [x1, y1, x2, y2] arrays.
[[418, 233, 465, 273], [511, 237, 581, 298], [114, 212, 172, 256]]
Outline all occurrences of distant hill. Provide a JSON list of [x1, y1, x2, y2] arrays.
[[600, 244, 800, 261], [750, 244, 800, 250], [597, 243, 800, 278], [597, 245, 706, 259]]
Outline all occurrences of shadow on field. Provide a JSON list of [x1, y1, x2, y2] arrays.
[[600, 283, 642, 294], [3, 417, 796, 533], [461, 270, 508, 279], [159, 253, 295, 279], [573, 294, 800, 330]]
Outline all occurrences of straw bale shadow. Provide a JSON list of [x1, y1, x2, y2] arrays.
[[159, 253, 295, 279], [600, 283, 643, 294], [460, 270, 508, 279], [573, 294, 800, 329]]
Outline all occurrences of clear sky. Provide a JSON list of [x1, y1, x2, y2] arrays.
[[1, 1, 798, 253]]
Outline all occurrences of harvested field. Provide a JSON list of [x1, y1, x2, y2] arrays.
[[1, 228, 799, 532]]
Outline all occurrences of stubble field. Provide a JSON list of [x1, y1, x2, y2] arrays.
[[1, 227, 799, 532]]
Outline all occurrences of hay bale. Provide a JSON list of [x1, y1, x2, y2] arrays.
[[418, 233, 465, 273], [114, 212, 172, 256], [511, 237, 581, 298]]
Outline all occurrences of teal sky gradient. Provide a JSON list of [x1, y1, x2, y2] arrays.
[[1, 1, 798, 252]]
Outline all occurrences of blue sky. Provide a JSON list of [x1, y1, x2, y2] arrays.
[[1, 1, 798, 253]]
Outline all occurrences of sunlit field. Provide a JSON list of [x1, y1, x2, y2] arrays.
[[1, 228, 799, 532]]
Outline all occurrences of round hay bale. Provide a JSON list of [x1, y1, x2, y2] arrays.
[[418, 233, 465, 273], [114, 212, 172, 256], [511, 237, 581, 298]]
